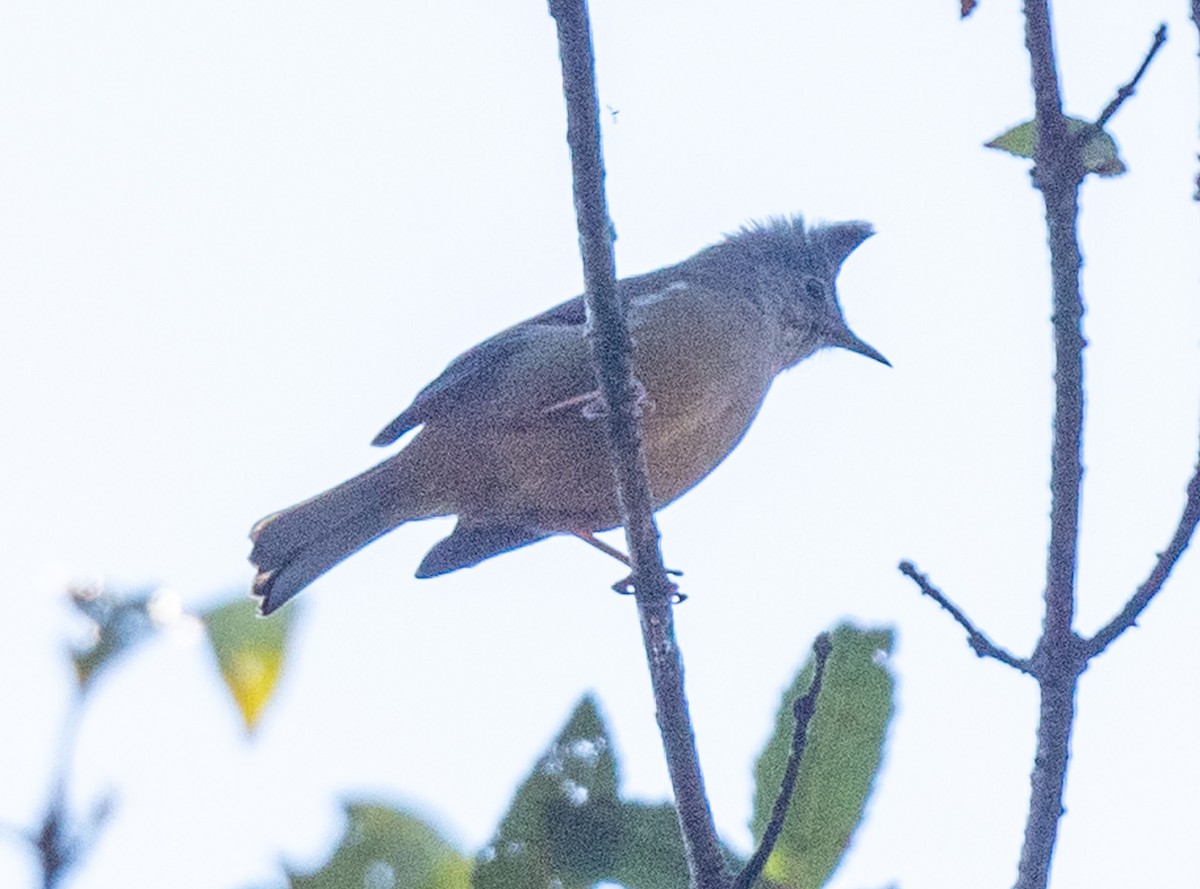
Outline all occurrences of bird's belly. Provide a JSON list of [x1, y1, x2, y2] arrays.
[[642, 383, 768, 508], [479, 356, 773, 532], [438, 293, 778, 533], [636, 299, 776, 508]]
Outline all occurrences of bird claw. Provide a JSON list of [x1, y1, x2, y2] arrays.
[[568, 530, 682, 600], [555, 378, 654, 421], [611, 573, 687, 603]]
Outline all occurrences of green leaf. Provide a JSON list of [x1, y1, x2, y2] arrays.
[[985, 119, 1038, 157], [985, 116, 1126, 176], [287, 802, 470, 889], [751, 624, 895, 889], [204, 597, 296, 733], [1077, 123, 1127, 176], [607, 803, 691, 889], [474, 694, 688, 889], [69, 584, 159, 690]]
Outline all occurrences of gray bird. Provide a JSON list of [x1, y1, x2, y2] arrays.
[[250, 216, 886, 614]]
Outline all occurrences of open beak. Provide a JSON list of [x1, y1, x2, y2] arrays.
[[831, 326, 891, 367]]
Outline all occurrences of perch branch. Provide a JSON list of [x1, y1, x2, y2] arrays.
[[547, 2, 728, 886]]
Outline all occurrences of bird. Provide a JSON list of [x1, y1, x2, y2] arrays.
[[249, 215, 887, 615]]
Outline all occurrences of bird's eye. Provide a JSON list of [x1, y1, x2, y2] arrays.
[[802, 277, 826, 302]]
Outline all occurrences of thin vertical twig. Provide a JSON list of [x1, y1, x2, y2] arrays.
[[1193, 1, 1200, 200], [29, 691, 111, 889], [546, 2, 728, 886]]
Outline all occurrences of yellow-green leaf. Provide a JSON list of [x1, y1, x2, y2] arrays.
[[985, 116, 1126, 176], [204, 597, 295, 733]]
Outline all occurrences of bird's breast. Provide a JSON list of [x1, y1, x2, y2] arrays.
[[425, 286, 782, 532], [632, 289, 778, 507]]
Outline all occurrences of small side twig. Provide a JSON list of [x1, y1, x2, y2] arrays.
[[1085, 440, 1200, 658], [733, 633, 833, 889], [898, 561, 1032, 674], [1094, 24, 1168, 129]]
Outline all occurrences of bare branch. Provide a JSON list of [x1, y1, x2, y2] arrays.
[[1028, 2, 1084, 670], [898, 562, 1033, 673], [1094, 24, 1168, 129], [546, 2, 727, 886], [1016, 2, 1087, 887], [733, 633, 833, 889], [1086, 440, 1200, 658]]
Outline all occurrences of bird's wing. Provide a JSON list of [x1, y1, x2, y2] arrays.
[[370, 269, 691, 447], [371, 296, 588, 446]]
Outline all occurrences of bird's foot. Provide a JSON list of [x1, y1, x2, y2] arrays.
[[569, 530, 684, 601], [543, 379, 655, 420], [611, 572, 686, 603]]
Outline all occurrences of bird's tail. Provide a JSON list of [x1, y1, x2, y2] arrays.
[[249, 456, 428, 615]]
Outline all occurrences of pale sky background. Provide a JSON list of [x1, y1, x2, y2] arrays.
[[2, 2, 1199, 888]]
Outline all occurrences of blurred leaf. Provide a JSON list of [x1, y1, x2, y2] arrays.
[[287, 802, 470, 889], [751, 624, 895, 889], [475, 695, 688, 889], [985, 116, 1126, 176], [69, 584, 158, 690], [606, 802, 691, 889], [204, 597, 295, 733], [960, 0, 978, 17], [1077, 124, 1126, 176]]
